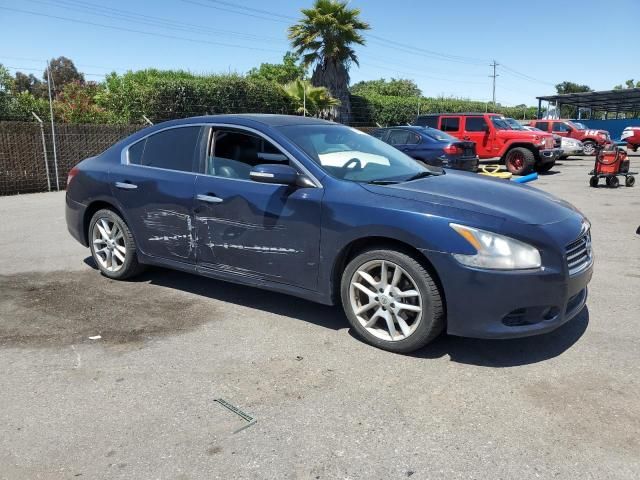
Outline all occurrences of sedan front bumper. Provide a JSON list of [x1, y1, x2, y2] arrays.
[[423, 249, 593, 339]]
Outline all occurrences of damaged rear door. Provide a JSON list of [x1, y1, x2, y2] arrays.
[[111, 125, 205, 263], [194, 127, 322, 290]]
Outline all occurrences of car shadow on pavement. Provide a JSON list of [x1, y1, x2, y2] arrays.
[[412, 306, 589, 367], [84, 259, 347, 332], [84, 258, 589, 364]]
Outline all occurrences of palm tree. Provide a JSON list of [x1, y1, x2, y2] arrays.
[[288, 0, 369, 123], [283, 79, 341, 118]]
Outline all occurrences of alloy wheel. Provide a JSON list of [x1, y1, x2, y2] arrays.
[[92, 217, 126, 272], [583, 142, 596, 156], [349, 260, 423, 341]]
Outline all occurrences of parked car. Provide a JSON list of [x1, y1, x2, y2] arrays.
[[370, 126, 478, 172], [502, 117, 563, 151], [415, 113, 561, 175], [529, 119, 611, 155], [559, 137, 584, 158], [621, 126, 640, 151], [66, 115, 593, 353]]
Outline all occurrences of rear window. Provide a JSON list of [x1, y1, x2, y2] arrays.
[[440, 117, 460, 132], [421, 128, 457, 142], [464, 117, 487, 132]]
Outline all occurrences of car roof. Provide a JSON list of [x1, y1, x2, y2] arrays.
[[155, 114, 337, 128], [417, 112, 499, 117], [377, 125, 435, 131]]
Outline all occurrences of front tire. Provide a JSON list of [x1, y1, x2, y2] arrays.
[[89, 209, 145, 280], [583, 140, 596, 156], [606, 176, 619, 188], [340, 249, 444, 353], [504, 147, 535, 175]]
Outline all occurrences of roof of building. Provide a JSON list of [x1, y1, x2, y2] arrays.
[[537, 88, 640, 113]]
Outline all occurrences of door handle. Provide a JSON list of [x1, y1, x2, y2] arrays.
[[197, 193, 223, 203], [115, 181, 137, 190]]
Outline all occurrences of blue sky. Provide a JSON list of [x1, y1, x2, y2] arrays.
[[1, 0, 638, 106]]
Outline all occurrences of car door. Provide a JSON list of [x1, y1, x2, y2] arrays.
[[552, 121, 571, 138], [110, 125, 204, 263], [462, 116, 492, 157], [534, 121, 550, 133], [438, 116, 462, 139], [193, 126, 323, 290]]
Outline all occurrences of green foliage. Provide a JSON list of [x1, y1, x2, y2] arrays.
[[351, 92, 538, 126], [96, 69, 297, 124], [555, 81, 592, 94], [55, 81, 115, 124], [0, 64, 13, 119], [351, 78, 422, 97], [282, 79, 340, 117], [613, 79, 640, 90], [44, 56, 85, 96], [288, 0, 370, 68], [247, 52, 306, 85]]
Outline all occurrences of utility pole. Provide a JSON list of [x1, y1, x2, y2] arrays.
[[46, 61, 60, 191], [489, 60, 499, 105]]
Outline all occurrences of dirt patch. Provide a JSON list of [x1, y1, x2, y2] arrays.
[[0, 269, 217, 347]]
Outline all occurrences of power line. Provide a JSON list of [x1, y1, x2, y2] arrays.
[[0, 6, 283, 53], [179, 0, 291, 24]]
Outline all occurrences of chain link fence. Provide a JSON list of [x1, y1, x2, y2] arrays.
[[0, 121, 144, 196]]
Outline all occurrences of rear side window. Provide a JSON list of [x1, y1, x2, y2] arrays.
[[535, 122, 549, 131], [128, 126, 201, 172], [370, 129, 385, 139], [440, 117, 460, 132], [387, 129, 411, 145], [464, 117, 487, 132]]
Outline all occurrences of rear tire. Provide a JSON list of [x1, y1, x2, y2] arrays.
[[89, 209, 145, 280], [626, 176, 635, 187], [536, 162, 555, 174], [340, 249, 444, 353], [583, 140, 596, 156], [589, 176, 599, 188], [504, 147, 535, 175]]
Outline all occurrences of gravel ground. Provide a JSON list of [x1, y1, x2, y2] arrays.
[[0, 155, 639, 479]]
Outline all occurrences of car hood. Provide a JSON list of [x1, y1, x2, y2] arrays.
[[496, 129, 551, 140], [361, 170, 580, 225]]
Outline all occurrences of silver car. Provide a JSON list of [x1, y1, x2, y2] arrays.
[[559, 137, 584, 158]]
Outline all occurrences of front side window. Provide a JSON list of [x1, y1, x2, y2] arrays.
[[278, 124, 436, 183], [552, 122, 571, 132], [569, 121, 585, 130], [127, 126, 202, 172], [440, 117, 460, 132], [207, 129, 289, 179], [490, 116, 511, 130], [464, 117, 488, 132]]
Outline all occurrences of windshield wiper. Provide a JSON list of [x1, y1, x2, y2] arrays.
[[367, 179, 400, 185], [403, 170, 441, 182]]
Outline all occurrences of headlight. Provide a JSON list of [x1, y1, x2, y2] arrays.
[[450, 223, 541, 270]]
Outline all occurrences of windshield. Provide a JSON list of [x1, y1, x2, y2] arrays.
[[502, 118, 526, 130], [569, 121, 586, 130], [490, 116, 511, 130], [421, 127, 458, 142], [278, 124, 437, 183]]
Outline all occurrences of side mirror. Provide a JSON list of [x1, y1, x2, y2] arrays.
[[249, 163, 299, 186]]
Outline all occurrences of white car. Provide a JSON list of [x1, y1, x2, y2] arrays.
[[559, 137, 584, 158]]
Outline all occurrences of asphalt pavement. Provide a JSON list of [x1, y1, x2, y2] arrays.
[[0, 155, 639, 479]]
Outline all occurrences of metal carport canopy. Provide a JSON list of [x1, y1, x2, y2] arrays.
[[537, 88, 640, 114]]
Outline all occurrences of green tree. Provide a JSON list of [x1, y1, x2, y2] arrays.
[[282, 78, 340, 117], [555, 81, 592, 95], [247, 52, 306, 85], [613, 79, 640, 90], [288, 0, 370, 123], [43, 56, 85, 96], [351, 78, 422, 97]]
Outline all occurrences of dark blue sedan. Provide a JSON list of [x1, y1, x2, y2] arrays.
[[372, 125, 478, 172], [66, 115, 593, 353]]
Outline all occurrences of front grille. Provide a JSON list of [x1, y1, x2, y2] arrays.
[[565, 231, 592, 275], [545, 137, 554, 149]]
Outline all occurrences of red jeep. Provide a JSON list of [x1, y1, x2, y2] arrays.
[[529, 119, 611, 156], [415, 113, 560, 174]]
